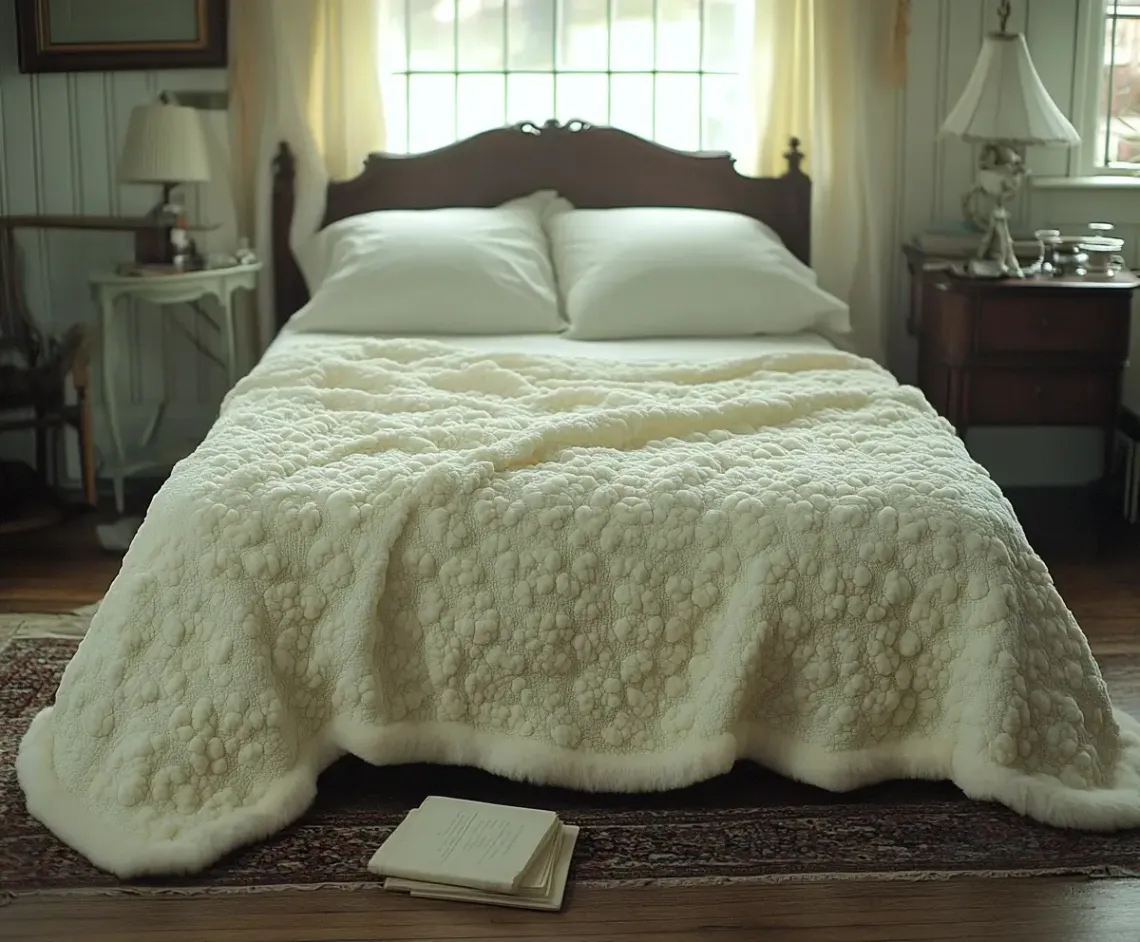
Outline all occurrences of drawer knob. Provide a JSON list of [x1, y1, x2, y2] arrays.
[[1039, 315, 1051, 330], [1034, 384, 1044, 399]]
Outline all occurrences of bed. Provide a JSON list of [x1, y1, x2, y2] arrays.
[[18, 120, 1140, 878]]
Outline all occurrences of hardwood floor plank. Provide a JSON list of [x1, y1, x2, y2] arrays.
[[4, 879, 1140, 942], [0, 513, 118, 613]]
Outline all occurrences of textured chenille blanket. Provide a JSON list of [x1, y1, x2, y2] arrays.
[[18, 338, 1140, 876]]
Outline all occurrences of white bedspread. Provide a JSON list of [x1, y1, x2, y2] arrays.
[[266, 327, 841, 361], [18, 337, 1140, 877]]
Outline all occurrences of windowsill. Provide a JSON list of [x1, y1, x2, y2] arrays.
[[1032, 174, 1140, 191]]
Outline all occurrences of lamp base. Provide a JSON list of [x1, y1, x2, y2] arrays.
[[963, 142, 1028, 277], [978, 207, 1022, 277], [134, 183, 180, 265]]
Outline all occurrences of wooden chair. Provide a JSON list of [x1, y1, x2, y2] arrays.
[[1, 224, 97, 518], [0, 326, 98, 509]]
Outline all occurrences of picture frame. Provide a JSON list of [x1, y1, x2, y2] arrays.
[[14, 0, 228, 73]]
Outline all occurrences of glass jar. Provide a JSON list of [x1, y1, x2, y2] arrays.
[[1053, 244, 1088, 276], [1078, 240, 1126, 276]]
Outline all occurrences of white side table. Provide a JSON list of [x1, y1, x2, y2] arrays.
[[90, 263, 261, 514]]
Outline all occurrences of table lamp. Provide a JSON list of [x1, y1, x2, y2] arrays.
[[118, 93, 210, 264], [939, 0, 1079, 277]]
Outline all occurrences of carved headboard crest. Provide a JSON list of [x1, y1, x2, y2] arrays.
[[271, 120, 811, 330], [517, 117, 592, 135]]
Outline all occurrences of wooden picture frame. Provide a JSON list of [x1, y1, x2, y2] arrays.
[[15, 0, 228, 73]]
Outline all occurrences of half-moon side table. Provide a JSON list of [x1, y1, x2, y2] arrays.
[[89, 262, 261, 515]]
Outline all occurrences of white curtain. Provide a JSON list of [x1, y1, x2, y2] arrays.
[[228, 0, 386, 351], [745, 0, 902, 364]]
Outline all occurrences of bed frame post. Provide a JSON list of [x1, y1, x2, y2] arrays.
[[781, 137, 812, 266], [271, 142, 308, 330]]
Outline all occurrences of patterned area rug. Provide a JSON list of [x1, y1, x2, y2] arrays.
[[0, 605, 95, 649], [3, 630, 1140, 900]]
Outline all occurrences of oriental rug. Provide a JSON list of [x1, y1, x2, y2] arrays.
[[2, 629, 1139, 900]]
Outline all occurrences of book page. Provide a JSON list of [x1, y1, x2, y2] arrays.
[[368, 797, 559, 892], [385, 825, 581, 912], [519, 827, 560, 891], [386, 827, 561, 898]]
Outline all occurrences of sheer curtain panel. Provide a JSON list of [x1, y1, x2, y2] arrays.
[[229, 0, 386, 348], [746, 0, 901, 364]]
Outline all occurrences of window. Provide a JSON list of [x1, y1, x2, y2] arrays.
[[1097, 1, 1140, 167], [379, 0, 745, 155]]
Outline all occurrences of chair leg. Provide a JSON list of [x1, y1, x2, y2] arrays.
[[48, 426, 60, 488], [78, 390, 98, 508], [33, 408, 48, 483]]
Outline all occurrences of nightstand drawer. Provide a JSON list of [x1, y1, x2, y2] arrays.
[[977, 298, 1124, 356], [970, 370, 1117, 424]]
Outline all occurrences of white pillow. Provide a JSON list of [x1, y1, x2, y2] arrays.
[[288, 192, 564, 335], [545, 205, 850, 340]]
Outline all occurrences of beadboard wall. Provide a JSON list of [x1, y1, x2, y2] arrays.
[[0, 0, 231, 478], [1, 0, 1137, 490]]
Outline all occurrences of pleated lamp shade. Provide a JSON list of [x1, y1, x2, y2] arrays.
[[117, 100, 210, 185], [941, 32, 1080, 145]]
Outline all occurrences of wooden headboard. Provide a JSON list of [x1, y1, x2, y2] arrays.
[[270, 119, 811, 332]]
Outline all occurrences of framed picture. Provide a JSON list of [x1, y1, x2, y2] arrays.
[[15, 0, 228, 73]]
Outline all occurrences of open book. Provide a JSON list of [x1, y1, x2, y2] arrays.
[[368, 796, 578, 911]]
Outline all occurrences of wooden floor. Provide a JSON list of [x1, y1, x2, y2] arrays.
[[1, 510, 1139, 941], [4, 878, 1140, 942], [0, 510, 121, 613]]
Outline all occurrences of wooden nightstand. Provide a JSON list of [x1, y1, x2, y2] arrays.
[[916, 269, 1138, 514], [902, 242, 972, 337]]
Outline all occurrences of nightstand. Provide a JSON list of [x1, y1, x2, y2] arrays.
[[90, 263, 262, 514], [916, 269, 1138, 518], [902, 242, 972, 336]]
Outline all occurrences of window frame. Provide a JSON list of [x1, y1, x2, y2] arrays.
[[1073, 0, 1140, 176], [378, 0, 745, 156]]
